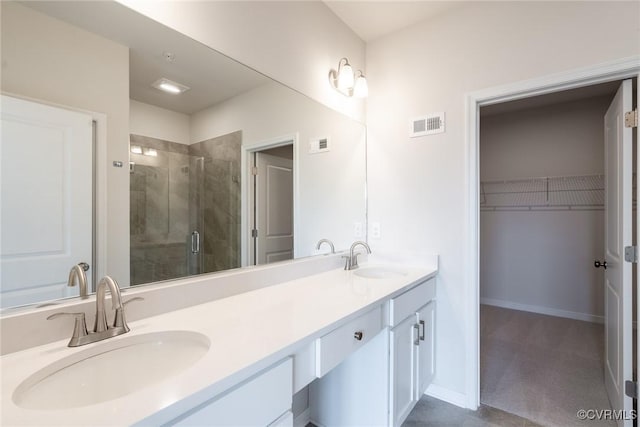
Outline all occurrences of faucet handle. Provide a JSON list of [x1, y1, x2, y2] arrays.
[[47, 312, 89, 347], [114, 297, 144, 331], [123, 297, 144, 307]]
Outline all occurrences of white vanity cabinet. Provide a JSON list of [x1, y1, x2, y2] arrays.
[[310, 277, 436, 427], [416, 301, 436, 394], [390, 314, 419, 425], [167, 358, 293, 427], [389, 279, 436, 426]]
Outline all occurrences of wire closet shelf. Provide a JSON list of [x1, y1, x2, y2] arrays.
[[480, 174, 605, 211]]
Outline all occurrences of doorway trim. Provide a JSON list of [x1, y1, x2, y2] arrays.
[[241, 133, 299, 267], [464, 56, 640, 409]]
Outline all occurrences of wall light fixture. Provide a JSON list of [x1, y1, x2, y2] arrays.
[[329, 58, 368, 98]]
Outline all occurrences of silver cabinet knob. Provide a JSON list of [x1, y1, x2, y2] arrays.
[[354, 331, 364, 341]]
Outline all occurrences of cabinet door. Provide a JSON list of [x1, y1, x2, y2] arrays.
[[390, 314, 418, 426], [416, 301, 436, 396], [172, 358, 292, 426]]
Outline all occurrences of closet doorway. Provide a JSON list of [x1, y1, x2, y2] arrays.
[[478, 79, 636, 426]]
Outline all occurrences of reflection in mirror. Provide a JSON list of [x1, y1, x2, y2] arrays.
[[0, 1, 366, 310]]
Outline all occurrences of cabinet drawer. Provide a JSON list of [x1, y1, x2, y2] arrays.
[[173, 358, 292, 426], [389, 278, 435, 327], [292, 340, 316, 393], [316, 306, 383, 377]]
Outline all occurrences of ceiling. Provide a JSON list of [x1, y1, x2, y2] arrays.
[[324, 1, 466, 42], [23, 1, 270, 115]]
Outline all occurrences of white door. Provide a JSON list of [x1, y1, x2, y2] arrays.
[[255, 152, 293, 264], [1, 95, 93, 307], [603, 79, 633, 425]]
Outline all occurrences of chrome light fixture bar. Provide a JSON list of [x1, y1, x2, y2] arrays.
[[329, 57, 368, 98]]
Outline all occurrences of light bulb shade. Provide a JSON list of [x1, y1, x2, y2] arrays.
[[337, 62, 354, 90], [353, 75, 368, 98]]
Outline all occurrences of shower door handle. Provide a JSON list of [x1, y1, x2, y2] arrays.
[[191, 231, 200, 254]]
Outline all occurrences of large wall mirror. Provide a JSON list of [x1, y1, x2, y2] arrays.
[[0, 1, 366, 310]]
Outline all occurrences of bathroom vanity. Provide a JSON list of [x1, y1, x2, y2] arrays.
[[0, 260, 437, 426]]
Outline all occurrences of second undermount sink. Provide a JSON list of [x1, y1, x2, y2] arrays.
[[354, 266, 408, 279], [13, 330, 210, 410]]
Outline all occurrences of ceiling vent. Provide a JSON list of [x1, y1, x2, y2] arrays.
[[410, 112, 445, 138]]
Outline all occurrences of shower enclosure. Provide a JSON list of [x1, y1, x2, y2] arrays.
[[129, 132, 241, 286]]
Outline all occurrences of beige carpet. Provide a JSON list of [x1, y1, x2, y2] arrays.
[[481, 305, 615, 427]]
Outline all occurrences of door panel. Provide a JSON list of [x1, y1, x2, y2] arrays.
[[256, 152, 293, 265], [417, 301, 436, 396], [1, 95, 93, 307], [603, 79, 633, 425], [391, 314, 418, 426]]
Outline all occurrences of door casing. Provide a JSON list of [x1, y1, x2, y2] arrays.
[[241, 134, 299, 267], [464, 57, 640, 410]]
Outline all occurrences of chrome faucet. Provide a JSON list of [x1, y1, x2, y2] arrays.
[[343, 241, 371, 270], [47, 275, 143, 347], [67, 262, 89, 299], [316, 239, 335, 254]]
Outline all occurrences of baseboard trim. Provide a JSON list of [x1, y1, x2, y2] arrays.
[[294, 408, 311, 427], [480, 298, 604, 324], [425, 384, 467, 408]]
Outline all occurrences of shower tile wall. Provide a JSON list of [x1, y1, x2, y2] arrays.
[[129, 131, 241, 286], [130, 134, 191, 285], [190, 131, 242, 274]]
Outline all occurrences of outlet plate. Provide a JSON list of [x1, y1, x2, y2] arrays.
[[371, 222, 381, 239], [354, 222, 363, 238]]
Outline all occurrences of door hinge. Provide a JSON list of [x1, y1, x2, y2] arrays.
[[625, 245, 638, 263], [251, 229, 258, 238], [625, 109, 638, 128], [626, 380, 638, 399], [251, 167, 258, 176]]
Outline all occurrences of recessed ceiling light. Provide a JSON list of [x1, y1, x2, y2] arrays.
[[130, 145, 142, 154], [151, 78, 190, 95]]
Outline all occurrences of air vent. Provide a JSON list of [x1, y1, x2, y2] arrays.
[[309, 137, 330, 154], [410, 112, 445, 138]]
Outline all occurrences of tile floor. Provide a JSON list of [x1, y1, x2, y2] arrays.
[[403, 395, 541, 426]]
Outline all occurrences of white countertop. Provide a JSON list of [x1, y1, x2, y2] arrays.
[[1, 263, 436, 426]]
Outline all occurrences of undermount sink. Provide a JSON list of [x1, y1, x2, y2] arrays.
[[13, 330, 210, 410], [354, 266, 408, 279]]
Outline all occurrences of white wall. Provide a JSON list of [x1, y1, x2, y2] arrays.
[[117, 0, 366, 122], [130, 100, 190, 144], [480, 96, 611, 322], [191, 82, 366, 256], [1, 2, 130, 285], [366, 1, 640, 403]]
